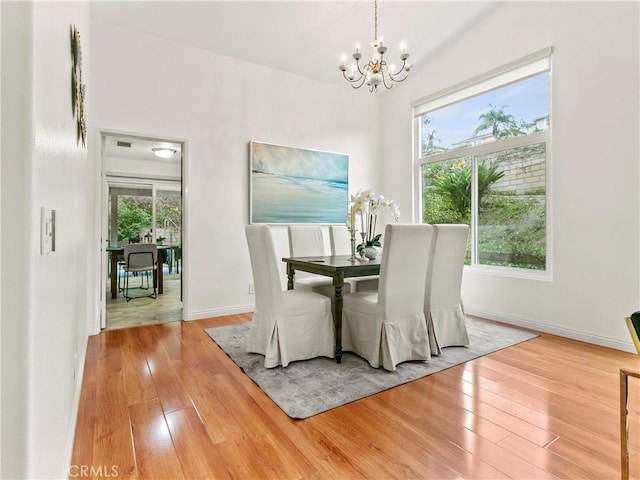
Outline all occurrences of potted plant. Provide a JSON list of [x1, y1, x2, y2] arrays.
[[349, 189, 400, 259]]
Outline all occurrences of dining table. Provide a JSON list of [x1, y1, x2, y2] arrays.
[[282, 254, 381, 363], [107, 245, 174, 299]]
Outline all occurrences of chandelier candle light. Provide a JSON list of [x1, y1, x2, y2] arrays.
[[339, 0, 412, 92]]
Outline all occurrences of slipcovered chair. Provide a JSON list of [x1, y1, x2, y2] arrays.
[[288, 225, 354, 296], [424, 224, 470, 355], [329, 224, 351, 256], [328, 225, 379, 291], [245, 225, 335, 368], [122, 243, 158, 302], [342, 224, 434, 371]]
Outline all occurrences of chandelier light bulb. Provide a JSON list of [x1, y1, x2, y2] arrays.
[[338, 0, 411, 93]]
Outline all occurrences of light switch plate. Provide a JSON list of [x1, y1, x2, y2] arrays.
[[40, 207, 55, 255]]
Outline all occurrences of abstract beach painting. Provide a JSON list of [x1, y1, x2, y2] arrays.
[[250, 141, 349, 224]]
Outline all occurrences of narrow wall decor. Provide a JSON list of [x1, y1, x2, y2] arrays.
[[70, 25, 87, 147], [250, 141, 349, 224]]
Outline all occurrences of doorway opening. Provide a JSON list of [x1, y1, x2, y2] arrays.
[[101, 133, 184, 330]]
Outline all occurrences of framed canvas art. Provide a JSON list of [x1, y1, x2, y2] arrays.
[[250, 141, 349, 224]]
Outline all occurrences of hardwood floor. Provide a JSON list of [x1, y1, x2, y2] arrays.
[[71, 314, 640, 479]]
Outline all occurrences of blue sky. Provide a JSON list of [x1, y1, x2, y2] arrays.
[[251, 142, 348, 182], [423, 73, 549, 149]]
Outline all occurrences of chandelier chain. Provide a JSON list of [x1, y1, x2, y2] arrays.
[[374, 0, 378, 41]]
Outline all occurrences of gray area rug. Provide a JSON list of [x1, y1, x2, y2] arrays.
[[205, 318, 538, 419]]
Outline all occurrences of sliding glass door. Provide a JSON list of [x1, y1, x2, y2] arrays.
[[107, 181, 182, 248], [108, 182, 154, 245]]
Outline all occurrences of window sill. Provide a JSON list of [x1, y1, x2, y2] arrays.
[[464, 264, 552, 282]]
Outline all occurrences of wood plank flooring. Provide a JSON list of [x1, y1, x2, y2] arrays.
[[71, 314, 640, 479]]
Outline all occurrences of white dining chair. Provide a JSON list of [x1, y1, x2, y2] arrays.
[[122, 243, 158, 302], [342, 224, 433, 371], [288, 225, 351, 294], [245, 225, 335, 368], [424, 224, 470, 355], [329, 225, 379, 291]]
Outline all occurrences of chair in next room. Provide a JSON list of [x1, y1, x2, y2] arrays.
[[122, 243, 158, 302]]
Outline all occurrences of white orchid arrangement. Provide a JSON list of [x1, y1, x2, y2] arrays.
[[347, 189, 400, 252]]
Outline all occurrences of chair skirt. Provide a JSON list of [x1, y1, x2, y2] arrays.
[[246, 290, 335, 368], [343, 292, 431, 371], [426, 304, 469, 355]]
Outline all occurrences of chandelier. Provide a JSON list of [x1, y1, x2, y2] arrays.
[[339, 0, 412, 92]]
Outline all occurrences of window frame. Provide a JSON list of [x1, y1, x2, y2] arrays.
[[412, 49, 553, 280]]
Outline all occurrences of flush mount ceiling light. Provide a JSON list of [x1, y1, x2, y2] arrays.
[[152, 147, 176, 159], [339, 0, 411, 93]]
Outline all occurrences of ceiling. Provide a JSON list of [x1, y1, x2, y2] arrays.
[[103, 134, 182, 163], [90, 1, 496, 89], [93, 1, 496, 156]]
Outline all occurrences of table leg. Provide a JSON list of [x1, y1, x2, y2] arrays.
[[620, 368, 640, 480], [621, 369, 629, 480], [286, 264, 295, 290], [157, 249, 164, 295], [333, 272, 345, 363], [110, 252, 118, 299]]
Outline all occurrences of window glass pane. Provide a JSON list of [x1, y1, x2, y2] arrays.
[[154, 189, 182, 246], [420, 72, 549, 157], [422, 157, 472, 224], [477, 143, 546, 270], [421, 157, 472, 262], [108, 184, 153, 244]]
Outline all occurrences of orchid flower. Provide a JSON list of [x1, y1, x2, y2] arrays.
[[346, 189, 400, 250]]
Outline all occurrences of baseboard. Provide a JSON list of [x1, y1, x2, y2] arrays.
[[61, 334, 89, 479], [466, 308, 636, 354], [184, 303, 255, 321]]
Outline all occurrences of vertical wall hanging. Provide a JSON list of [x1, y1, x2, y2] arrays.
[[70, 25, 87, 147]]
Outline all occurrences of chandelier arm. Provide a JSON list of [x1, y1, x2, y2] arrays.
[[355, 81, 368, 90], [342, 71, 364, 84], [387, 70, 409, 83], [387, 60, 409, 82], [342, 70, 368, 89], [352, 74, 368, 89], [381, 70, 393, 90], [389, 72, 409, 83], [356, 60, 375, 78]]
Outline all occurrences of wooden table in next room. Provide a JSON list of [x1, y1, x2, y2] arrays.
[[107, 245, 174, 299]]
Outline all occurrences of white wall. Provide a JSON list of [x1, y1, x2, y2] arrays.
[[1, 4, 32, 477], [380, 1, 639, 351], [1, 2, 94, 478], [90, 22, 381, 321], [106, 155, 181, 179]]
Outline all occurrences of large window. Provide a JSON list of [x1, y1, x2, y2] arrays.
[[415, 49, 551, 274]]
